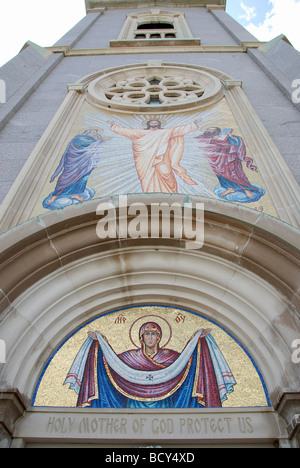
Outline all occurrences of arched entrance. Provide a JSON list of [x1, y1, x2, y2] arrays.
[[0, 196, 299, 447]]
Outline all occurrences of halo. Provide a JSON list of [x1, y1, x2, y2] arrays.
[[83, 127, 104, 135], [141, 116, 167, 128], [200, 124, 221, 133], [129, 315, 172, 349]]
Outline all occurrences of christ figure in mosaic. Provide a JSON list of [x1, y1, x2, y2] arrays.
[[107, 119, 201, 193]]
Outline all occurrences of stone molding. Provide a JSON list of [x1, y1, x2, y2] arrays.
[[206, 4, 226, 12], [0, 194, 299, 312], [85, 1, 226, 11], [47, 43, 265, 57], [109, 38, 202, 47], [116, 9, 194, 41], [87, 64, 223, 111], [86, 7, 105, 14]]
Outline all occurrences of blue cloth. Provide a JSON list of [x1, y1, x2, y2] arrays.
[[90, 345, 204, 409], [217, 175, 258, 193], [52, 171, 92, 197]]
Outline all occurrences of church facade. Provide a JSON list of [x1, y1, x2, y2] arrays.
[[0, 0, 299, 448]]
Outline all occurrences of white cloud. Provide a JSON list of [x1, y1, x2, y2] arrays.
[[239, 2, 257, 22], [245, 0, 300, 51]]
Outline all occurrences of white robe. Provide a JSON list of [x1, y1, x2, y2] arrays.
[[111, 123, 198, 193]]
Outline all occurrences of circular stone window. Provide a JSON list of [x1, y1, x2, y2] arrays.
[[87, 64, 223, 112]]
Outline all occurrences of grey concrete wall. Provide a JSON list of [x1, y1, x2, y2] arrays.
[[0, 7, 299, 205], [261, 37, 300, 82]]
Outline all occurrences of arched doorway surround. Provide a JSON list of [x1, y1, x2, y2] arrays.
[[0, 195, 299, 447]]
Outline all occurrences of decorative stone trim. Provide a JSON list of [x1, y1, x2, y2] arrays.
[[117, 10, 194, 41], [110, 38, 202, 47], [47, 44, 251, 55], [224, 79, 243, 89], [86, 7, 105, 14], [87, 64, 223, 111], [206, 4, 226, 12], [84, 0, 226, 11]]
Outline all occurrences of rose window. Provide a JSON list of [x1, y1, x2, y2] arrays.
[[105, 75, 206, 105], [87, 64, 223, 111]]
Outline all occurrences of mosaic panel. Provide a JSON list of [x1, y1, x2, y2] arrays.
[[31, 98, 278, 219], [33, 306, 269, 409]]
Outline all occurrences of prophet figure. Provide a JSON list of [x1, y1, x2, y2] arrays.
[[195, 127, 264, 201], [43, 129, 104, 210], [108, 119, 201, 193], [65, 321, 236, 409]]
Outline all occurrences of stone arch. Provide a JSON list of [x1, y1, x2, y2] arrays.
[[0, 195, 299, 410]]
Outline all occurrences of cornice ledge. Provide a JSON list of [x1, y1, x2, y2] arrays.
[[85, 1, 226, 11], [206, 4, 226, 11]]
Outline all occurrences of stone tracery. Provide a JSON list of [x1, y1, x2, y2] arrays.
[[105, 75, 205, 105], [87, 64, 223, 111]]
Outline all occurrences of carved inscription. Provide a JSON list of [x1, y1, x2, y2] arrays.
[[46, 415, 254, 438]]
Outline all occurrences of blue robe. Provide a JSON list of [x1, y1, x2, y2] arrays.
[[50, 134, 103, 197]]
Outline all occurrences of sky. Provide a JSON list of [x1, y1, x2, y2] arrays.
[[227, 0, 300, 50], [0, 0, 299, 68], [0, 0, 86, 67]]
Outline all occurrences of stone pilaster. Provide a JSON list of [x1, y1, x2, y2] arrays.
[[0, 390, 27, 448], [275, 391, 300, 448]]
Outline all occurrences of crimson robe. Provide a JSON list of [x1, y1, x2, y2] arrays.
[[196, 133, 258, 192]]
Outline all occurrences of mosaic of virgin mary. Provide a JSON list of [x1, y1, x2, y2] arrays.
[[64, 321, 236, 409]]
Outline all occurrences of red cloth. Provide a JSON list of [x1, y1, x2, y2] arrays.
[[196, 134, 257, 189], [77, 337, 223, 407]]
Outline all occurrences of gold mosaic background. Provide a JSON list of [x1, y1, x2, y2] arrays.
[[34, 306, 269, 408]]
